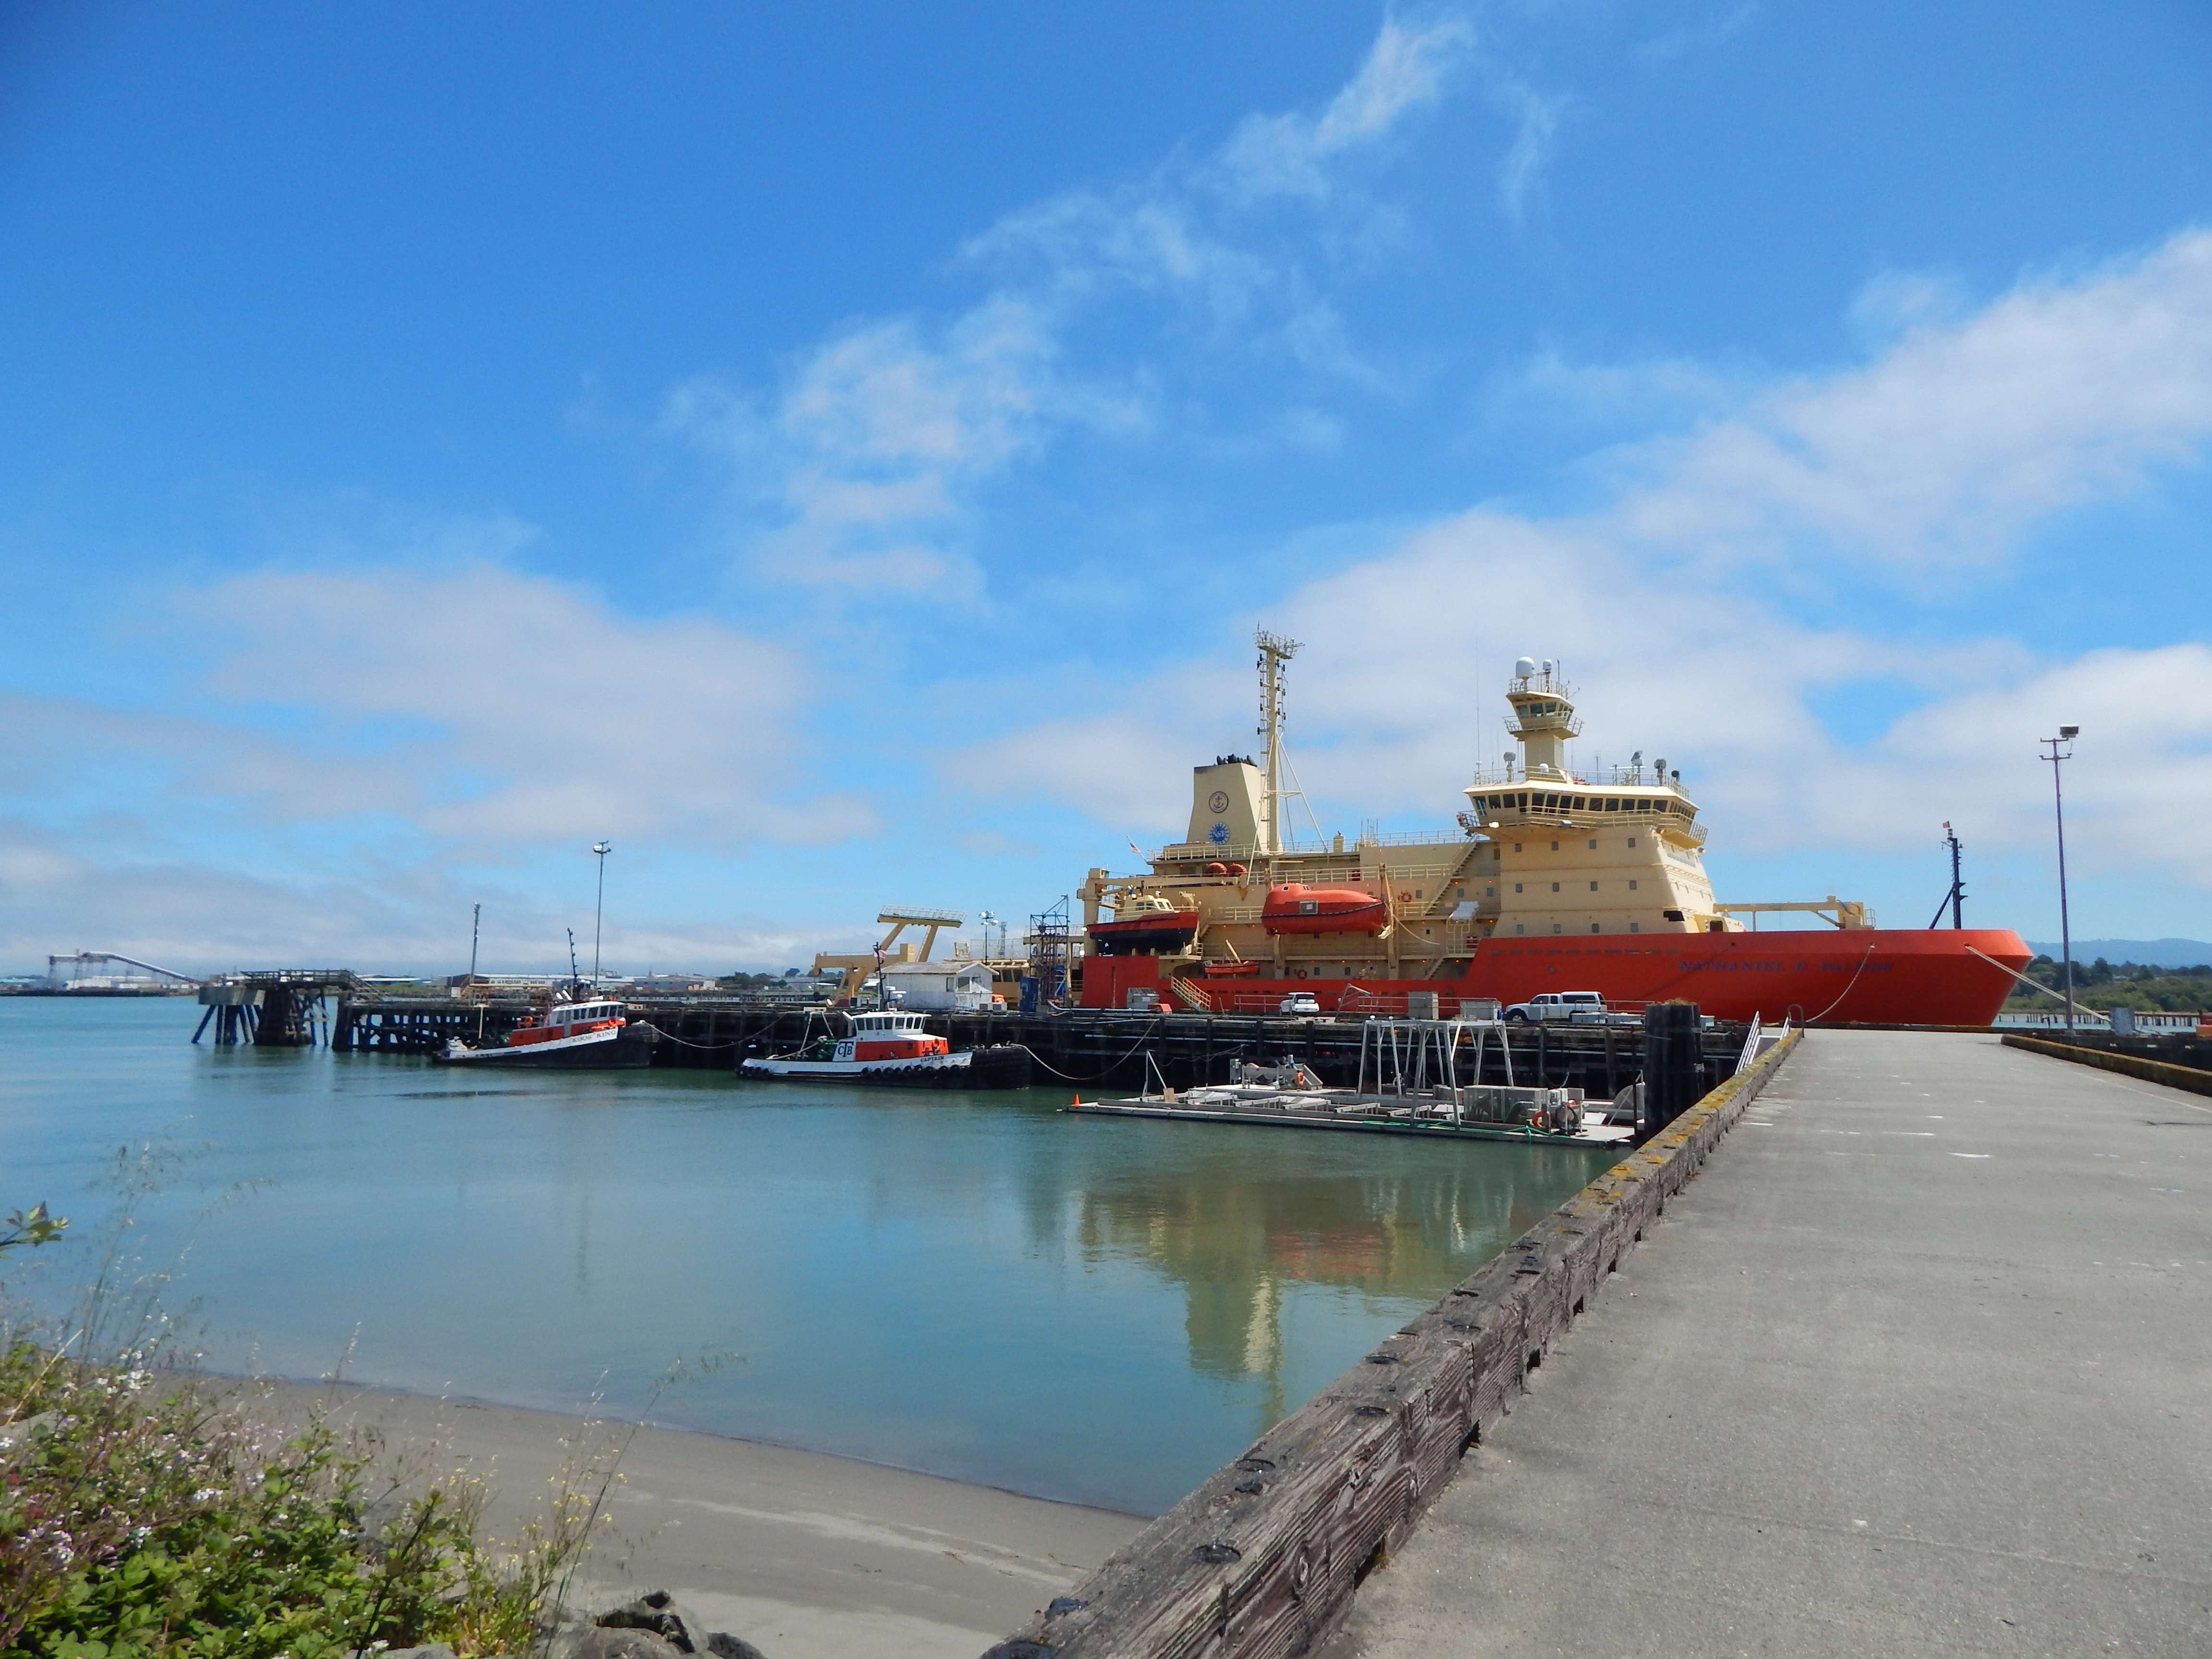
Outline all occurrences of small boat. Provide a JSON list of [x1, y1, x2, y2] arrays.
[[739, 1010, 1035, 1089], [1086, 893, 1199, 957], [437, 994, 659, 1069], [1262, 884, 1389, 936]]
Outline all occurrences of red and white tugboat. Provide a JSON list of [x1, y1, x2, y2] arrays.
[[437, 993, 659, 1069], [739, 1010, 1034, 1089]]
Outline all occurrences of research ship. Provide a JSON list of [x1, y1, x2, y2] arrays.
[[1076, 635, 2028, 1025]]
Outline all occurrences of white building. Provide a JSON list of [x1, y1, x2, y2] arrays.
[[880, 960, 997, 1012]]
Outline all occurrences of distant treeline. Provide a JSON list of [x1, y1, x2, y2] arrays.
[[2003, 956, 2212, 1012]]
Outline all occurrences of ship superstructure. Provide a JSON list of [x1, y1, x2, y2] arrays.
[[1077, 636, 2020, 1024]]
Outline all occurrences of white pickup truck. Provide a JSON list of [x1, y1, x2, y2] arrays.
[[1503, 990, 1635, 1025]]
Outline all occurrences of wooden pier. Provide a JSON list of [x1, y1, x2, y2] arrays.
[[319, 993, 1744, 1102]]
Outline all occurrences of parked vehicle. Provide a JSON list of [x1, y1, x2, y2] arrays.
[[1278, 993, 1322, 1015], [1503, 990, 1635, 1025]]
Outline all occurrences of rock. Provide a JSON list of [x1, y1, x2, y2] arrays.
[[597, 1589, 712, 1655], [704, 1635, 768, 1659], [565, 1629, 685, 1659]]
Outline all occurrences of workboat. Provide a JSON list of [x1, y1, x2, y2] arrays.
[[739, 1010, 1035, 1089], [437, 995, 659, 1069], [1077, 636, 2031, 1025]]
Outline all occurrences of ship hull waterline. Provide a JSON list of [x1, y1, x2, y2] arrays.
[[1081, 926, 2030, 1026], [434, 1025, 660, 1069], [738, 1046, 1036, 1090]]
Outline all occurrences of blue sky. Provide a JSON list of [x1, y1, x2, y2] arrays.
[[4, 0, 2210, 974]]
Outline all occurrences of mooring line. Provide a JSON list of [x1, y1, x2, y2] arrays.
[[630, 1023, 737, 1051], [1009, 1022, 1167, 1083]]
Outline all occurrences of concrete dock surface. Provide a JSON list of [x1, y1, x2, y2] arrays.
[[1323, 1030, 2212, 1658]]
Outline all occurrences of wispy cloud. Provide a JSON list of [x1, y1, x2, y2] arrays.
[[667, 296, 1082, 594], [1486, 72, 1568, 223], [672, 13, 1489, 598], [1214, 13, 1476, 201]]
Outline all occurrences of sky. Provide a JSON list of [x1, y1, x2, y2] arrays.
[[3, 0, 2210, 976]]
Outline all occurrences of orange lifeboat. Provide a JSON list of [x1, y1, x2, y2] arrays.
[[1262, 883, 1389, 936]]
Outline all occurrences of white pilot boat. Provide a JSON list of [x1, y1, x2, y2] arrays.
[[437, 995, 659, 1069], [739, 1010, 1034, 1089]]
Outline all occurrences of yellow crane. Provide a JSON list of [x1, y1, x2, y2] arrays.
[[813, 906, 967, 1001]]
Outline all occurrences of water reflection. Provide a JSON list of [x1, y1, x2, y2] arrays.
[[1, 1001, 1611, 1513], [1047, 1129, 1601, 1423]]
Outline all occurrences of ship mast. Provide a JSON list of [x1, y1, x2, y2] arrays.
[[1255, 628, 1302, 854]]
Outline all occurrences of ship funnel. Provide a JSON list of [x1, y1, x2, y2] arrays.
[[1513, 655, 1537, 679]]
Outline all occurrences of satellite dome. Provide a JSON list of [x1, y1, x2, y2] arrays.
[[1513, 655, 1537, 679]]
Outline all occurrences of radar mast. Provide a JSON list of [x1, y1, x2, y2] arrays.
[[1255, 629, 1302, 853]]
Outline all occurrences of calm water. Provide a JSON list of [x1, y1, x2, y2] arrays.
[[0, 998, 1610, 1514]]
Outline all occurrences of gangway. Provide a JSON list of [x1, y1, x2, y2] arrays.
[[47, 952, 202, 989]]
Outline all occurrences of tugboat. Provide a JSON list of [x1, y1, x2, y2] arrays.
[[739, 1010, 1034, 1089], [436, 992, 659, 1069]]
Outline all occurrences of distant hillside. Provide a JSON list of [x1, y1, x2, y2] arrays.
[[2022, 938, 2212, 970], [2005, 954, 2212, 1013]]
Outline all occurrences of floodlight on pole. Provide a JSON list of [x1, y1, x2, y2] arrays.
[[2040, 729, 2079, 1034], [590, 842, 613, 985]]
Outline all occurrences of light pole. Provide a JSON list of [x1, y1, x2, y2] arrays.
[[2040, 728, 2079, 1035], [590, 842, 613, 986], [468, 902, 481, 985]]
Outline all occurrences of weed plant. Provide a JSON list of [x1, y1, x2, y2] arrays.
[[1, 1161, 624, 1659]]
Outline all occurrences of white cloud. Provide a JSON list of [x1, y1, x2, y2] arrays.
[[666, 296, 1078, 595], [180, 562, 854, 845], [949, 229, 2212, 905], [0, 557, 886, 969], [1612, 230, 2212, 570]]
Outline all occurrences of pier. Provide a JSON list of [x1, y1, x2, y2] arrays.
[[1322, 1031, 2212, 1657], [317, 991, 1748, 1102]]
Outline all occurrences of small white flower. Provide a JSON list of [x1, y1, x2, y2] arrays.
[[192, 1487, 221, 1503]]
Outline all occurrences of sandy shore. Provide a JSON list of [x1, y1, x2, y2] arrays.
[[229, 1380, 1143, 1659]]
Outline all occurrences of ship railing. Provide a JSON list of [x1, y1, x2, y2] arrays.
[[1153, 828, 1470, 861]]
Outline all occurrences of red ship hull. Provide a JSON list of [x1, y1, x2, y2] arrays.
[[1080, 927, 2029, 1025]]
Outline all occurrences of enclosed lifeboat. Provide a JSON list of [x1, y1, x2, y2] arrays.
[[1262, 884, 1389, 936], [1087, 892, 1199, 956]]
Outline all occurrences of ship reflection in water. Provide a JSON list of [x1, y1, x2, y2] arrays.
[[6, 1000, 1611, 1515], [1051, 1130, 1598, 1427]]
